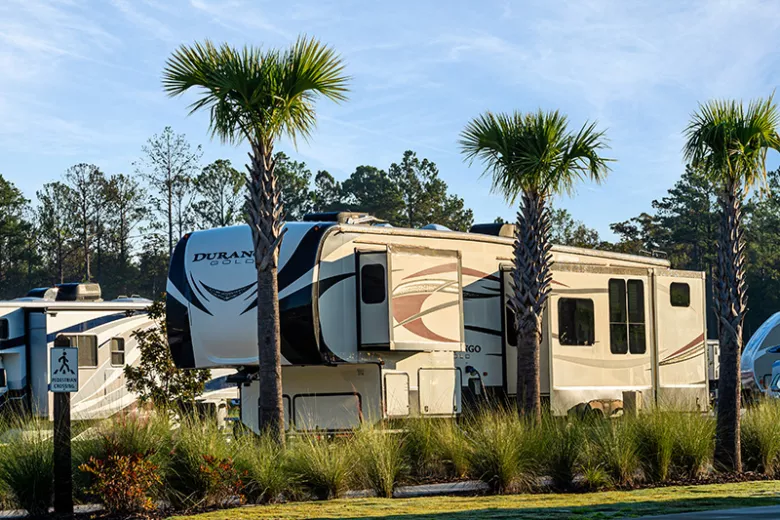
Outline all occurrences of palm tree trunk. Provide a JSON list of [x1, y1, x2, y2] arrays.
[[511, 191, 553, 424], [247, 144, 286, 445], [714, 181, 747, 472]]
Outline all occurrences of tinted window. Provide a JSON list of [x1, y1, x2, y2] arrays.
[[361, 264, 386, 304], [670, 282, 690, 307], [558, 298, 595, 346], [0, 368, 5, 387], [59, 335, 98, 368], [0, 319, 7, 340], [110, 338, 125, 367], [609, 279, 646, 354]]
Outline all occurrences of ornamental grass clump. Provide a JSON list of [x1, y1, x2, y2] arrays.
[[464, 408, 540, 493], [587, 418, 640, 487], [742, 399, 780, 476], [233, 432, 295, 504], [541, 416, 586, 490], [287, 434, 353, 500], [353, 425, 408, 498], [0, 417, 53, 518], [634, 410, 676, 482], [403, 419, 443, 479], [671, 412, 715, 478], [165, 417, 242, 510]]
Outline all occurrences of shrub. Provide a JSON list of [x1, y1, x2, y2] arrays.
[[165, 418, 240, 510], [742, 399, 780, 476], [634, 410, 675, 482], [287, 434, 353, 500], [541, 417, 586, 490], [464, 409, 540, 493], [79, 453, 161, 515], [233, 434, 294, 504], [0, 418, 53, 518], [73, 412, 172, 502], [353, 426, 408, 498], [587, 418, 639, 487], [671, 413, 714, 478]]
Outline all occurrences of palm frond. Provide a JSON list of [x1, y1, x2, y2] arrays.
[[162, 36, 350, 148], [684, 95, 780, 192], [459, 109, 611, 203]]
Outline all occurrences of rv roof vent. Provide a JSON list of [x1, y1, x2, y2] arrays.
[[303, 211, 383, 225], [55, 283, 102, 302], [469, 223, 516, 238], [25, 287, 58, 300], [420, 223, 451, 231]]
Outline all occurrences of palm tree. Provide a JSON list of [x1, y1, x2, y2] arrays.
[[684, 96, 780, 471], [162, 38, 348, 443], [460, 110, 610, 422]]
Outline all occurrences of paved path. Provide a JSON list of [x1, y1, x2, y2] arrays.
[[637, 505, 780, 519]]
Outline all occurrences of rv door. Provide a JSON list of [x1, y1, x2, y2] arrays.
[[357, 250, 390, 349]]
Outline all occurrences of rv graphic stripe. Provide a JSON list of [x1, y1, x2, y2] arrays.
[[200, 281, 257, 302], [277, 224, 333, 293], [45, 312, 135, 342], [168, 233, 212, 316]]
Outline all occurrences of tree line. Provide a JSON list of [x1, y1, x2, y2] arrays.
[[0, 131, 473, 300]]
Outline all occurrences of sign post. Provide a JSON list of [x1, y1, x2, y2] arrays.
[[50, 346, 78, 518]]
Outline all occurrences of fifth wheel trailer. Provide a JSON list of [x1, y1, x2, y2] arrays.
[[167, 218, 709, 433]]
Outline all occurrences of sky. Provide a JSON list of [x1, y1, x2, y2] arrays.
[[2, 0, 780, 237]]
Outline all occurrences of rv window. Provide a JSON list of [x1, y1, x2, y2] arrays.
[[0, 368, 5, 387], [110, 338, 125, 366], [558, 298, 595, 346], [608, 279, 646, 355], [361, 264, 386, 304], [505, 306, 517, 347], [0, 319, 7, 340], [670, 282, 690, 307], [59, 334, 98, 368]]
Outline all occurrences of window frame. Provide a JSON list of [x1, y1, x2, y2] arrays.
[[58, 334, 99, 368], [608, 278, 647, 355], [557, 297, 595, 347], [670, 282, 691, 307], [360, 263, 386, 305], [110, 337, 125, 367]]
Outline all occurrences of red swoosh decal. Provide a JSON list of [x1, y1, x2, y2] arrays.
[[662, 333, 705, 361]]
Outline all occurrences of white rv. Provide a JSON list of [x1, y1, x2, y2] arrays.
[[0, 283, 236, 420], [741, 312, 780, 397], [167, 216, 709, 433]]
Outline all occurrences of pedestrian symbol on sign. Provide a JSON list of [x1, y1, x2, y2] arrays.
[[54, 351, 74, 375]]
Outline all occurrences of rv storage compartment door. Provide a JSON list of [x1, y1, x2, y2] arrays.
[[294, 393, 362, 431], [384, 371, 410, 418], [389, 247, 464, 352], [419, 367, 461, 416], [357, 250, 391, 349]]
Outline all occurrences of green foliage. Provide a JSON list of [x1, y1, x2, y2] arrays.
[[79, 453, 161, 516], [274, 152, 314, 220], [672, 413, 715, 478], [287, 434, 353, 500], [541, 417, 586, 490], [549, 206, 601, 248], [124, 298, 211, 410], [460, 109, 611, 202], [162, 37, 349, 148], [233, 433, 295, 504], [742, 399, 780, 476], [634, 412, 676, 482], [587, 418, 640, 487], [0, 417, 54, 518], [353, 427, 408, 498], [165, 418, 237, 510], [464, 408, 541, 493]]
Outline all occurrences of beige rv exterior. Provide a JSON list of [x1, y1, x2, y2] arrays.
[[237, 223, 707, 432]]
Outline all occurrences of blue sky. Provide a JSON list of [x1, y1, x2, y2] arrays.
[[2, 0, 780, 236]]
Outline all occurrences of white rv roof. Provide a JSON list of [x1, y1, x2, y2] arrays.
[[331, 224, 672, 268], [0, 300, 151, 311]]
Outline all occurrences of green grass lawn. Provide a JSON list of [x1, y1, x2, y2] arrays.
[[170, 481, 780, 520]]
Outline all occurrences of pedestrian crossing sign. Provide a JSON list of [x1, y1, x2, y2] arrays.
[[50, 347, 79, 393]]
